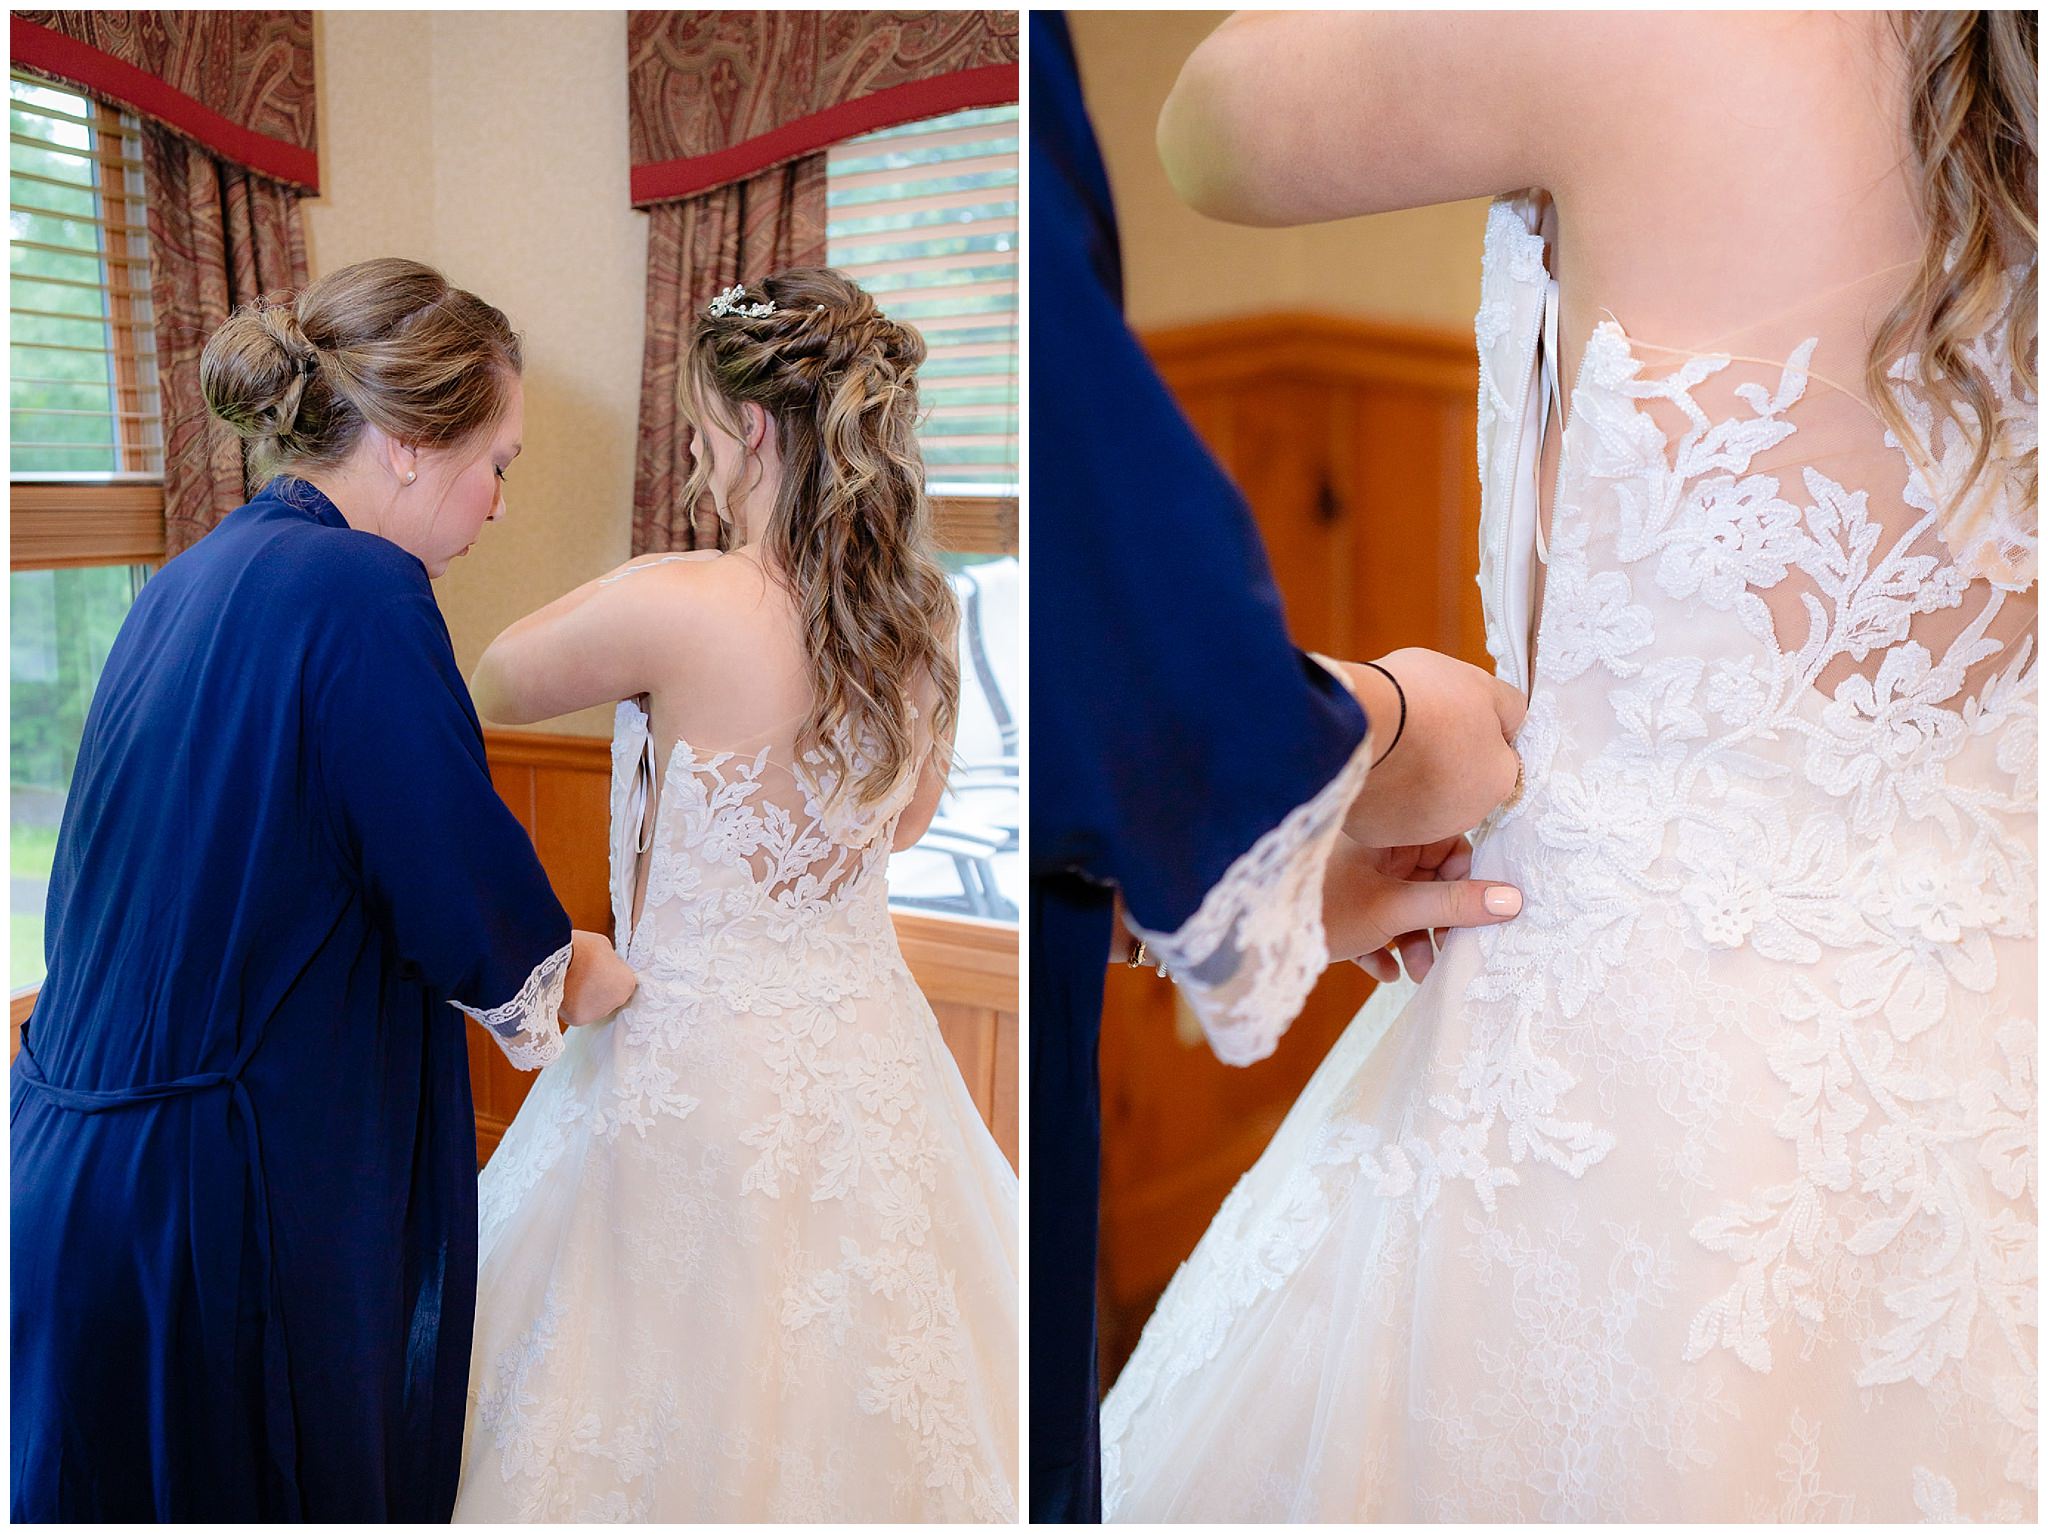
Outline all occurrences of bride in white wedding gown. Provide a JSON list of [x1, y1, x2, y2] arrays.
[[449, 271, 1017, 1521], [1105, 12, 2035, 1521]]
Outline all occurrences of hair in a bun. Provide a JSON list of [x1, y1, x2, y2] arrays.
[[679, 267, 959, 810], [200, 256, 522, 481]]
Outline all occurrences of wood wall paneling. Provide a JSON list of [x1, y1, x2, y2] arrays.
[[1098, 313, 1483, 1380]]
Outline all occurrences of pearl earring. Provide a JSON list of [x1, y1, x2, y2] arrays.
[[403, 471, 416, 485]]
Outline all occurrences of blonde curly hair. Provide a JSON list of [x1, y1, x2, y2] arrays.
[[1869, 11, 2036, 535], [678, 268, 960, 809]]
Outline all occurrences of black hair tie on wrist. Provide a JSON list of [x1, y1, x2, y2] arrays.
[[1361, 660, 1406, 768]]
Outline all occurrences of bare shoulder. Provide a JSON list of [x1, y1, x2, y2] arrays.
[[600, 549, 725, 582], [619, 549, 791, 649], [603, 548, 773, 610]]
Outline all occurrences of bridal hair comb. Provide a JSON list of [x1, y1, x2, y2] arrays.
[[707, 283, 776, 319]]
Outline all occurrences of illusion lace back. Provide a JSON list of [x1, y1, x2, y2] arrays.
[[454, 696, 1019, 1522], [1101, 193, 2036, 1521]]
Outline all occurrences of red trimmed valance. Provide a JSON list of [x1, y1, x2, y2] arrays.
[[11, 11, 318, 192], [626, 9, 1017, 207]]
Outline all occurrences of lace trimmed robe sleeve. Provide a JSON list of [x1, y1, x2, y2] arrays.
[[316, 579, 575, 1071], [1028, 77, 1373, 1066], [1124, 657, 1373, 1065]]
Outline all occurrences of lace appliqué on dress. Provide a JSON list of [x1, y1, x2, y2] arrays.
[[452, 938, 573, 1070], [798, 699, 927, 851], [462, 698, 1017, 1522], [1099, 189, 2035, 1522]]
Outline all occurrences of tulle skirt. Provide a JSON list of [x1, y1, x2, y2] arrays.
[[1102, 836, 2035, 1522], [454, 960, 1019, 1522]]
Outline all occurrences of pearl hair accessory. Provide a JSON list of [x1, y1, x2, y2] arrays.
[[707, 283, 775, 319]]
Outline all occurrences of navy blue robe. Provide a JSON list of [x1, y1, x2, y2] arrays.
[[11, 476, 572, 1520], [1027, 14, 1370, 1521]]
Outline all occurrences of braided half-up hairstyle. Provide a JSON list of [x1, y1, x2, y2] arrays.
[[200, 256, 523, 483], [678, 268, 961, 811], [1869, 10, 2037, 539]]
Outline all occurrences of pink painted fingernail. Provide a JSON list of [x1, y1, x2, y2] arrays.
[[1483, 886, 1523, 917]]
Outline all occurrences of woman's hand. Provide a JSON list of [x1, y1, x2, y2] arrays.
[[1322, 832, 1521, 979], [1339, 648, 1526, 847], [560, 929, 637, 1026], [1342, 834, 1507, 985]]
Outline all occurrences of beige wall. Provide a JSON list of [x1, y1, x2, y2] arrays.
[[1068, 11, 1489, 335], [303, 11, 645, 737]]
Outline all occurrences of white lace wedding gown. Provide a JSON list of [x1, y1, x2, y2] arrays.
[[1103, 193, 2037, 1521], [453, 696, 1019, 1522]]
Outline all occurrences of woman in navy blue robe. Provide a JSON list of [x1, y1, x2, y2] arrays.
[[1027, 14, 1371, 1520], [11, 262, 610, 1520], [1028, 20, 1528, 1518]]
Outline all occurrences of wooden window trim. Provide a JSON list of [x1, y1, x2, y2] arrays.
[[1143, 311, 1476, 394], [931, 491, 1017, 557], [10, 990, 32, 1062], [10, 480, 167, 569]]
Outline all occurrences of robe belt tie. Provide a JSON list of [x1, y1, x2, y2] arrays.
[[14, 1038, 303, 1514]]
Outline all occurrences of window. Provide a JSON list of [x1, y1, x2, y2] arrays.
[[11, 72, 162, 478], [829, 104, 1020, 925], [11, 565, 149, 990], [885, 551, 1019, 923], [828, 104, 1019, 514], [11, 73, 164, 998]]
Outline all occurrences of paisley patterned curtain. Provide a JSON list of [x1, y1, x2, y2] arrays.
[[625, 10, 1019, 554], [144, 131, 309, 555], [12, 11, 316, 552]]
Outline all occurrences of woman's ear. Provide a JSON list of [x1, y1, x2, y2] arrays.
[[372, 424, 420, 488], [743, 402, 772, 453]]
